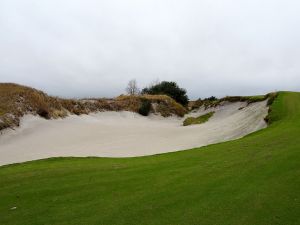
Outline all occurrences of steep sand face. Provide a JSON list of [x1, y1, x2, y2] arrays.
[[0, 100, 268, 166]]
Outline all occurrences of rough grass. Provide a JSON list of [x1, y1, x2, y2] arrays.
[[190, 92, 278, 110], [0, 92, 299, 225], [183, 111, 214, 126], [0, 83, 187, 131], [116, 94, 187, 117], [221, 92, 278, 105]]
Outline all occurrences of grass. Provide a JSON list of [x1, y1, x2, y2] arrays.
[[0, 92, 300, 225], [183, 111, 214, 126]]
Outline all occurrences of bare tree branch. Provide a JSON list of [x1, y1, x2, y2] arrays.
[[126, 79, 139, 95]]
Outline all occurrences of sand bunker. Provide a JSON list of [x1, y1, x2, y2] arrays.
[[0, 100, 268, 166]]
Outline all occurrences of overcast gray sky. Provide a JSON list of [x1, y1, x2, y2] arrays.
[[0, 0, 299, 99]]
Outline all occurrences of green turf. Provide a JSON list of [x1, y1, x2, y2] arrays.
[[0, 92, 299, 225], [183, 111, 214, 126]]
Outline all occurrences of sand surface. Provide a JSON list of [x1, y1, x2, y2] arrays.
[[0, 100, 268, 166]]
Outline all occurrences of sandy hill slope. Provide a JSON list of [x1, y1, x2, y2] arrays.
[[0, 92, 269, 165], [0, 83, 276, 166]]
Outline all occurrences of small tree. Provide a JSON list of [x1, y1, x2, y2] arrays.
[[142, 81, 189, 106], [138, 98, 151, 116], [126, 79, 139, 95]]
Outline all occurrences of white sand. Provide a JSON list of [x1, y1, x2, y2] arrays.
[[0, 100, 268, 166]]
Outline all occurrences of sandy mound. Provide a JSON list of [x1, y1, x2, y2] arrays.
[[0, 100, 268, 166]]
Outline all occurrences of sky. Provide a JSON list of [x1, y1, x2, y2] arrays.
[[0, 0, 300, 99]]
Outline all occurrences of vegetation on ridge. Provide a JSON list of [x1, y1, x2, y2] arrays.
[[0, 82, 277, 131], [190, 92, 278, 110], [0, 83, 187, 131]]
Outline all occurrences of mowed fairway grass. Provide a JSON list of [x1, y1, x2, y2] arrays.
[[0, 92, 300, 225]]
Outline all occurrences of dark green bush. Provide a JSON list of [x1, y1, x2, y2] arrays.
[[138, 99, 151, 116], [205, 96, 217, 101], [37, 108, 50, 119], [142, 81, 189, 106]]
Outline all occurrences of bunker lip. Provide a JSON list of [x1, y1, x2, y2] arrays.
[[0, 100, 268, 166]]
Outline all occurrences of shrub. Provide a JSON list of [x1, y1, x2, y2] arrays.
[[205, 96, 217, 101], [37, 108, 50, 119], [190, 97, 219, 110], [266, 92, 278, 106], [264, 92, 278, 124], [138, 99, 151, 116], [142, 81, 189, 106]]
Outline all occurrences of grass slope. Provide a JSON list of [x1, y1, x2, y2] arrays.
[[0, 92, 299, 225], [183, 111, 214, 126]]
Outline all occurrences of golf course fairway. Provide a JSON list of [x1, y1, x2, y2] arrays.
[[0, 91, 299, 225]]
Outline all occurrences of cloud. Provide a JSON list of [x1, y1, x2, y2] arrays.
[[0, 0, 300, 99]]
